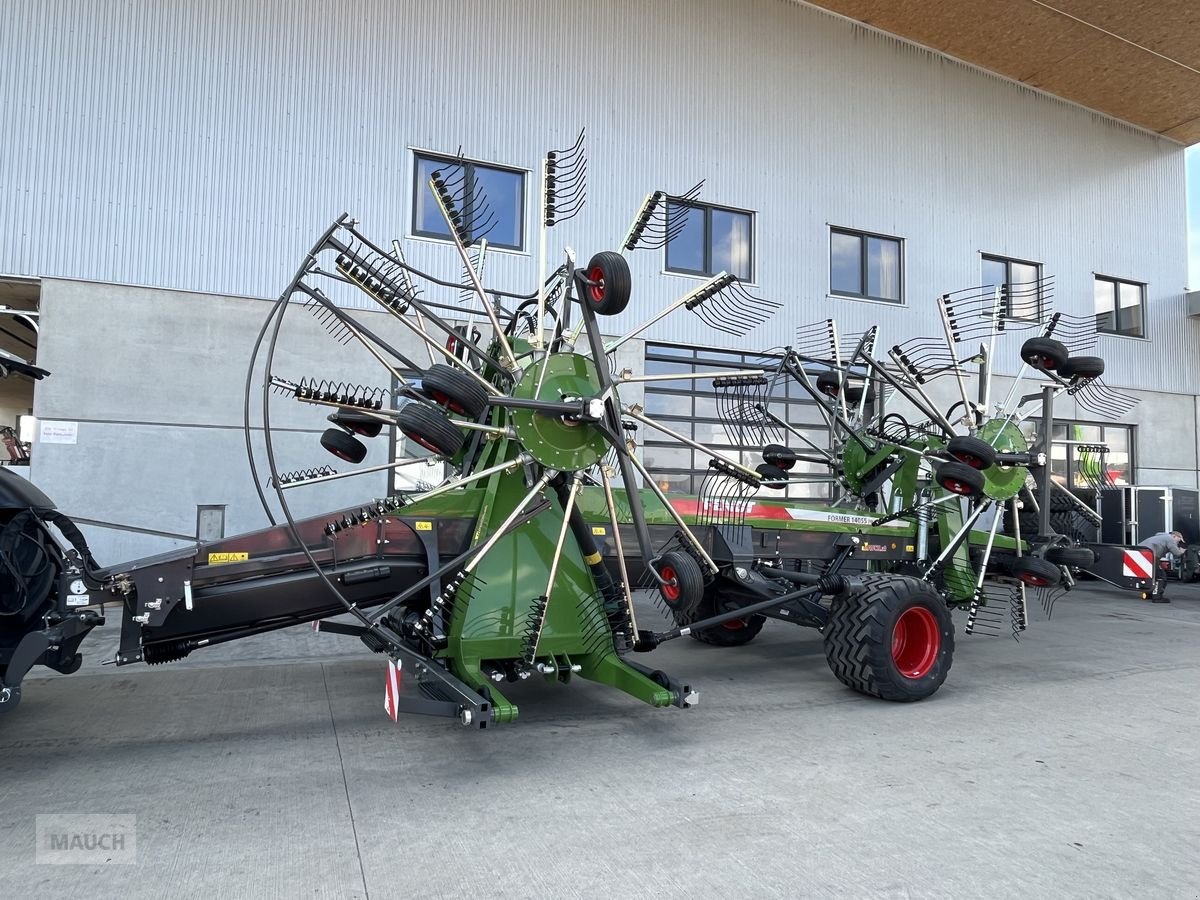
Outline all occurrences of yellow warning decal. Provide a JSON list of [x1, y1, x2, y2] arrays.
[[591, 526, 606, 536], [208, 552, 248, 565], [905, 545, 915, 552], [583, 551, 603, 565], [414, 520, 433, 531]]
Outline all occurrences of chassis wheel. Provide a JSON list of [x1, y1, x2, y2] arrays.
[[937, 460, 985, 497], [1045, 546, 1095, 568], [582, 252, 631, 316], [1059, 356, 1104, 380], [397, 403, 465, 458], [816, 370, 840, 397], [823, 574, 954, 702], [320, 428, 368, 464], [946, 435, 996, 470], [763, 443, 796, 471], [1011, 555, 1063, 587], [656, 550, 705, 619], [1020, 337, 1069, 371], [756, 463, 788, 489], [688, 593, 767, 647], [420, 364, 488, 418], [328, 409, 383, 438]]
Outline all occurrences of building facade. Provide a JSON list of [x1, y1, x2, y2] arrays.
[[1, 0, 1195, 560]]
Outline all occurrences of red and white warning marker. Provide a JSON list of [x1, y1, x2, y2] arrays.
[[383, 658, 403, 722], [1122, 548, 1155, 581]]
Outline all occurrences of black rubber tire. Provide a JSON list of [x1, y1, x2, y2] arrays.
[[816, 370, 841, 398], [1045, 546, 1095, 568], [320, 428, 368, 464], [1020, 337, 1070, 371], [843, 384, 875, 405], [582, 251, 631, 316], [937, 460, 985, 497], [823, 573, 954, 702], [1059, 356, 1104, 380], [945, 435, 996, 470], [397, 403, 465, 458], [327, 409, 383, 438], [420, 364, 488, 418], [756, 463, 788, 490], [1011, 555, 1063, 587], [763, 443, 796, 471], [688, 593, 767, 647], [656, 550, 705, 619]]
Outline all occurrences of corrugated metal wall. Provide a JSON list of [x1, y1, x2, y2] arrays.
[[0, 0, 1191, 392]]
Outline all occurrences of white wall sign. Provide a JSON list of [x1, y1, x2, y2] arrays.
[[39, 421, 78, 444]]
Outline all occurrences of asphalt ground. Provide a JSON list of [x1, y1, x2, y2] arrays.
[[2, 580, 1198, 899]]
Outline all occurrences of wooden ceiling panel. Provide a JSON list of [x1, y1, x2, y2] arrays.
[[802, 0, 1200, 143], [1027, 39, 1200, 134], [1043, 0, 1200, 70]]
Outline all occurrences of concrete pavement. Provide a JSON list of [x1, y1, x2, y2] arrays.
[[2, 582, 1198, 899]]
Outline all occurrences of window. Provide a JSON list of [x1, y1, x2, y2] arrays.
[[665, 201, 753, 280], [641, 344, 830, 500], [830, 228, 902, 303], [981, 254, 1043, 320], [412, 152, 525, 250], [1094, 276, 1144, 337], [1021, 419, 1134, 488]]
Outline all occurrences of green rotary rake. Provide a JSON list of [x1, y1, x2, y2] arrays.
[[247, 134, 782, 725]]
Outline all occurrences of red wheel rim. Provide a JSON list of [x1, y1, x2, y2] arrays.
[[329, 448, 355, 462], [1020, 573, 1049, 587], [1042, 356, 1057, 369], [659, 566, 680, 603], [954, 452, 983, 469], [891, 606, 940, 679], [410, 434, 441, 454], [588, 266, 606, 304], [430, 389, 465, 415], [943, 478, 973, 496], [722, 618, 748, 631]]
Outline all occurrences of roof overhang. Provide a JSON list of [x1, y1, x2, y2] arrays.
[[800, 0, 1200, 145]]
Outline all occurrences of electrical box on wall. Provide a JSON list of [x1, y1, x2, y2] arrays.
[[196, 505, 226, 541]]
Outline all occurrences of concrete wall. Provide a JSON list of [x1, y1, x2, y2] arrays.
[[32, 279, 420, 561]]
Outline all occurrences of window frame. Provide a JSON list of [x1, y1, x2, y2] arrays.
[[664, 200, 756, 281], [828, 226, 904, 305], [1023, 417, 1136, 488], [410, 150, 527, 252], [980, 253, 1044, 321], [1093, 274, 1146, 339], [640, 343, 832, 500]]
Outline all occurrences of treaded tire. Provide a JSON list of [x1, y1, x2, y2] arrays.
[[1011, 555, 1063, 587], [320, 428, 368, 464], [328, 409, 383, 438], [582, 252, 631, 316], [823, 573, 954, 702], [763, 443, 796, 471], [937, 460, 985, 497], [655, 550, 705, 619], [816, 370, 841, 398], [420, 364, 488, 418], [946, 435, 996, 470], [689, 592, 767, 647], [756, 463, 788, 489], [1045, 546, 1095, 568], [397, 403, 465, 458], [843, 384, 875, 405], [1020, 337, 1069, 371], [1059, 356, 1104, 380]]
